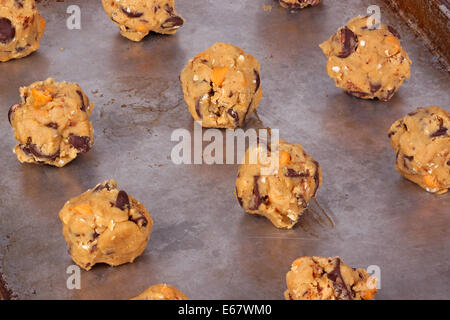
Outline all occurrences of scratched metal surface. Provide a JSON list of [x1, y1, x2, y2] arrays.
[[0, 0, 449, 300]]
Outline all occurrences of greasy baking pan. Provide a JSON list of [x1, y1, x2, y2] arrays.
[[0, 0, 449, 299]]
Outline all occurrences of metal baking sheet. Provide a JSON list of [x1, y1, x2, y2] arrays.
[[0, 0, 449, 300]]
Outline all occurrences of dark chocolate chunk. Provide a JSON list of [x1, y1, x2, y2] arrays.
[[430, 126, 448, 138], [336, 27, 358, 58], [253, 69, 260, 93], [369, 83, 381, 94], [403, 155, 414, 169], [68, 135, 91, 153], [8, 103, 21, 125], [251, 176, 262, 210], [381, 88, 396, 101], [26, 138, 59, 160], [0, 18, 15, 44], [346, 91, 369, 98], [94, 182, 112, 192], [387, 25, 401, 39], [129, 214, 148, 227], [120, 6, 144, 18], [312, 160, 320, 197], [76, 90, 86, 112], [46, 122, 58, 130], [286, 168, 309, 178], [327, 258, 354, 300], [115, 190, 130, 211], [227, 108, 239, 124], [161, 16, 184, 29]]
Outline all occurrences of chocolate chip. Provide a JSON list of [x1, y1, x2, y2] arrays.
[[120, 6, 144, 18], [369, 83, 381, 94], [227, 108, 239, 124], [346, 91, 369, 98], [336, 27, 358, 58], [164, 4, 174, 15], [250, 176, 262, 210], [46, 122, 58, 130], [8, 103, 21, 125], [387, 25, 401, 39], [286, 168, 309, 178], [161, 16, 184, 29], [68, 135, 91, 153], [14, 0, 24, 8], [253, 69, 260, 93], [94, 182, 112, 192], [403, 155, 414, 169], [0, 18, 15, 44], [327, 258, 354, 300], [387, 131, 395, 138], [430, 126, 448, 138], [115, 190, 130, 211], [26, 138, 59, 160], [312, 160, 320, 197], [382, 88, 396, 101], [93, 232, 100, 239], [407, 111, 418, 116], [129, 214, 148, 227], [76, 90, 86, 112], [90, 244, 97, 253]]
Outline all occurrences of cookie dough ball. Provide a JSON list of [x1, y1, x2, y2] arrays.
[[180, 42, 262, 129], [132, 284, 188, 300], [59, 180, 153, 270], [285, 256, 377, 300], [279, 0, 321, 10], [102, 0, 184, 42], [319, 16, 411, 101], [0, 0, 46, 62], [235, 140, 321, 229], [388, 106, 449, 194], [9, 78, 94, 167]]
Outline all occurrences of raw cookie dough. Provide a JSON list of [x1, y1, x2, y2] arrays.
[[388, 106, 449, 194], [102, 0, 184, 42], [9, 78, 94, 167], [59, 180, 153, 271], [279, 0, 321, 10], [319, 16, 411, 101], [235, 139, 321, 229], [285, 256, 377, 300], [180, 42, 262, 129], [132, 284, 188, 300], [0, 0, 45, 62]]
